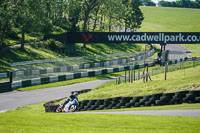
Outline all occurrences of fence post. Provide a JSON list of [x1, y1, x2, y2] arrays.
[[152, 68, 154, 76], [131, 69, 133, 83], [125, 71, 127, 83], [118, 77, 121, 84], [165, 63, 168, 80], [146, 65, 148, 82], [138, 70, 140, 80]]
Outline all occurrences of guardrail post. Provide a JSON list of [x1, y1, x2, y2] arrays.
[[9, 71, 13, 83]]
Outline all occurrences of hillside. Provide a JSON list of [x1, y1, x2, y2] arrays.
[[0, 43, 143, 72], [140, 6, 200, 56], [1, 7, 200, 72], [140, 6, 200, 32], [79, 66, 200, 101]]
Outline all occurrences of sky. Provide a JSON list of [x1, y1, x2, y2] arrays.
[[152, 0, 177, 4]]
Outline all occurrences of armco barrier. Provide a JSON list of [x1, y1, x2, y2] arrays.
[[11, 62, 155, 90], [0, 82, 11, 93], [7, 56, 200, 91], [11, 49, 155, 81], [44, 90, 200, 112]]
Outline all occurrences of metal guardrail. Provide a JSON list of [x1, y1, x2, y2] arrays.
[[10, 49, 155, 81]]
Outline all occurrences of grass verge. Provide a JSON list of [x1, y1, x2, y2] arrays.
[[0, 103, 200, 133], [181, 44, 200, 57], [79, 66, 200, 101]]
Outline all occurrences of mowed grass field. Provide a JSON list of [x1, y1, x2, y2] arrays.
[[140, 6, 200, 57], [140, 6, 200, 32], [0, 103, 200, 133]]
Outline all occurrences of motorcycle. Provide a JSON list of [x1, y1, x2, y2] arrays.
[[56, 99, 78, 113]]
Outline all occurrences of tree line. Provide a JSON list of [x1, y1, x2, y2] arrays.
[[158, 0, 200, 8], [0, 0, 144, 50]]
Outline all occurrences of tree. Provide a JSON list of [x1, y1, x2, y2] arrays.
[[104, 0, 123, 32], [82, 0, 105, 32], [0, 0, 14, 50], [123, 0, 144, 32], [196, 0, 200, 8], [67, 0, 82, 32], [140, 0, 156, 6], [13, 0, 48, 50], [159, 0, 200, 8]]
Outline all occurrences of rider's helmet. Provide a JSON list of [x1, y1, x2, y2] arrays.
[[73, 92, 78, 98]]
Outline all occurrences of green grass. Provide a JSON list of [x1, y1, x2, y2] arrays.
[[140, 7, 200, 57], [0, 45, 66, 72], [79, 66, 200, 101], [181, 44, 200, 57], [140, 6, 200, 32], [0, 103, 200, 133]]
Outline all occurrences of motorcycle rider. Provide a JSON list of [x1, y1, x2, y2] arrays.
[[61, 92, 78, 109]]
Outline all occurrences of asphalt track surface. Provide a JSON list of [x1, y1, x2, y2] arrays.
[[76, 109, 200, 117], [166, 44, 191, 59], [0, 78, 112, 112]]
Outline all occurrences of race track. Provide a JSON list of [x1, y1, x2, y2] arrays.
[[76, 109, 200, 117], [0, 78, 112, 112]]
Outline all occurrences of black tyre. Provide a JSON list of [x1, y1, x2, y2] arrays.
[[174, 91, 189, 98], [145, 101, 153, 106], [104, 98, 113, 103], [96, 100, 104, 105], [162, 93, 174, 98], [113, 97, 122, 101], [121, 97, 132, 103], [189, 91, 200, 97], [88, 100, 97, 106], [125, 103, 134, 108], [155, 100, 163, 105], [90, 105, 98, 110], [81, 100, 89, 106], [183, 94, 195, 103], [149, 97, 157, 103], [152, 93, 162, 99], [98, 105, 105, 110], [130, 96, 143, 103], [171, 98, 183, 104], [195, 97, 200, 103], [135, 102, 142, 107]]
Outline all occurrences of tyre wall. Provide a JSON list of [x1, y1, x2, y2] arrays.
[[44, 90, 200, 112]]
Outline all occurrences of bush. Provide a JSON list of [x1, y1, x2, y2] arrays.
[[44, 39, 66, 53]]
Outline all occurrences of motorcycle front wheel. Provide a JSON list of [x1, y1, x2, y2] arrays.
[[69, 105, 77, 112]]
